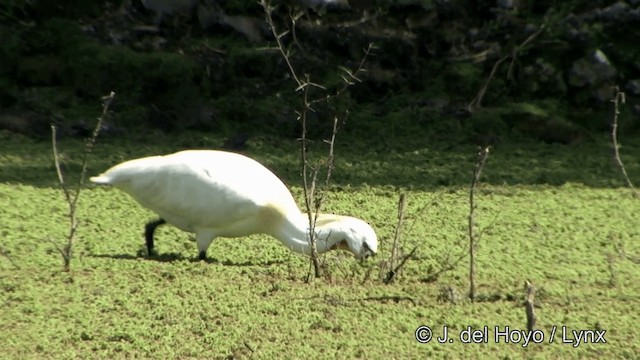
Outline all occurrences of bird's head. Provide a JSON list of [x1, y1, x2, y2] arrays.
[[346, 218, 378, 261], [317, 215, 378, 261]]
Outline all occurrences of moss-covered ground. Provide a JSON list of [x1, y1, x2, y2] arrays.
[[0, 133, 639, 359]]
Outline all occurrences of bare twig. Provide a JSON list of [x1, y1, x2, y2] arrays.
[[261, 0, 302, 87], [610, 87, 638, 197], [421, 203, 498, 285], [310, 44, 373, 107], [243, 342, 255, 353], [391, 193, 406, 268], [335, 10, 381, 28], [297, 74, 323, 280], [469, 25, 545, 110], [262, 1, 325, 280], [323, 116, 340, 187], [297, 293, 416, 306], [0, 2, 34, 27], [420, 249, 468, 283], [384, 193, 407, 284], [288, 7, 307, 57], [51, 91, 115, 271], [524, 281, 536, 332], [260, 0, 370, 281], [469, 146, 490, 301], [384, 245, 418, 284], [469, 54, 509, 111], [606, 253, 618, 288], [507, 25, 546, 81], [359, 295, 417, 306], [381, 191, 467, 284]]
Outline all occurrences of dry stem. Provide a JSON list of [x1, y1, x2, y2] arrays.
[[524, 281, 536, 332], [469, 25, 545, 110], [469, 146, 490, 301], [50, 91, 115, 271], [384, 193, 407, 284], [384, 245, 418, 284], [610, 87, 638, 197], [260, 0, 370, 280]]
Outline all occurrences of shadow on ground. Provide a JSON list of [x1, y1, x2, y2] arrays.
[[89, 252, 288, 267]]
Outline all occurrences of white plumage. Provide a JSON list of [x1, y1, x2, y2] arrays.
[[90, 150, 378, 261]]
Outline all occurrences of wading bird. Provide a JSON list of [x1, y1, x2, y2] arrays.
[[90, 150, 378, 261]]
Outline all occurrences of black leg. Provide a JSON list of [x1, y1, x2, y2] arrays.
[[144, 218, 166, 256], [198, 250, 207, 261]]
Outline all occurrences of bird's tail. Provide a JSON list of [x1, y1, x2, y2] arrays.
[[89, 175, 112, 185]]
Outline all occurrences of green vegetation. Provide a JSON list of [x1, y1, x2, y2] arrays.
[[1, 133, 638, 358], [0, 2, 639, 357]]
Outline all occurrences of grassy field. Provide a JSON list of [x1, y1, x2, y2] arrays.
[[1, 131, 639, 359]]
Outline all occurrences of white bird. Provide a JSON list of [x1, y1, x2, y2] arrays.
[[90, 150, 378, 261]]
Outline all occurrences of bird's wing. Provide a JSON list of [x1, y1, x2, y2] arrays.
[[102, 150, 301, 234]]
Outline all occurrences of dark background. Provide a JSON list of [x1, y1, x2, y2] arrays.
[[1, 0, 639, 145]]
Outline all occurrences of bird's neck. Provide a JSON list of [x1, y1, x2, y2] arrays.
[[273, 212, 345, 256]]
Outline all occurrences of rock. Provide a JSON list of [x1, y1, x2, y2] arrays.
[[198, 3, 266, 42], [497, 0, 516, 10], [522, 59, 566, 95], [141, 0, 197, 24], [625, 79, 640, 95], [597, 2, 630, 22], [568, 49, 617, 87], [594, 85, 616, 103], [141, 0, 196, 16]]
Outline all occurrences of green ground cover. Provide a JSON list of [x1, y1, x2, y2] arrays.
[[0, 133, 638, 359]]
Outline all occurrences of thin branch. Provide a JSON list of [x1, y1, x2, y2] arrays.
[[507, 25, 546, 81], [610, 87, 638, 197], [359, 295, 417, 306], [310, 43, 374, 106], [469, 25, 545, 110], [298, 74, 322, 280], [324, 116, 340, 186], [261, 1, 320, 278], [260, 0, 303, 87], [289, 7, 308, 58], [469, 54, 509, 110], [391, 193, 406, 268], [260, 0, 370, 281], [50, 91, 115, 271], [51, 126, 72, 206], [469, 146, 491, 301], [524, 281, 536, 332], [384, 193, 407, 284], [420, 249, 468, 283], [334, 10, 381, 28], [384, 245, 418, 284]]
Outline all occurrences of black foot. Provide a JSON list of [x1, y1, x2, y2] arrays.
[[144, 218, 166, 256]]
